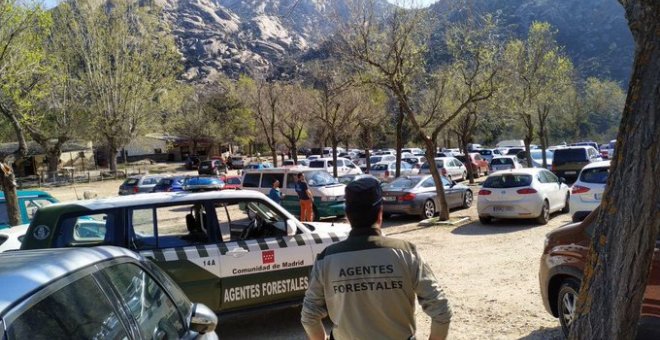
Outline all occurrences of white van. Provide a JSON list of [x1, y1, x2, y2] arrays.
[[241, 167, 347, 219], [496, 140, 525, 148]]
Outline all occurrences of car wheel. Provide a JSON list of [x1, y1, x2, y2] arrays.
[[536, 200, 550, 225], [561, 193, 570, 213], [479, 216, 492, 224], [462, 190, 473, 208], [558, 278, 580, 337], [421, 200, 436, 219]]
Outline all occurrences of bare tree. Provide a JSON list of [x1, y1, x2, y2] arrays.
[[569, 0, 660, 338], [336, 1, 498, 220], [278, 83, 311, 163], [238, 76, 282, 167]]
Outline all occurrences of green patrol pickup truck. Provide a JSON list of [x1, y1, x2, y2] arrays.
[[241, 168, 346, 220], [20, 190, 350, 314]]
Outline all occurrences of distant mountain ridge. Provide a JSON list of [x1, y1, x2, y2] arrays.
[[159, 0, 633, 85]]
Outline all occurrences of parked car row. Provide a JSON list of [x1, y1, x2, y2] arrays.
[[120, 174, 243, 195]]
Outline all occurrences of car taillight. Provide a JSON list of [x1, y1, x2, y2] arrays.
[[399, 193, 416, 201], [516, 188, 537, 194], [572, 185, 590, 194], [385, 170, 390, 177], [133, 186, 139, 193], [478, 189, 492, 195]]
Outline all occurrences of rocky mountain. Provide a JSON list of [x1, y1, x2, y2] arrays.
[[159, 0, 633, 85]]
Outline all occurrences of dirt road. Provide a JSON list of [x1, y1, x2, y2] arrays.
[[42, 175, 566, 339]]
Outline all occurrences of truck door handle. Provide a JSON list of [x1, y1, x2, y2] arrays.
[[227, 247, 248, 258]]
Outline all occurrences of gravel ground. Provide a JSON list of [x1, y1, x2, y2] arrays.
[[42, 172, 568, 339]]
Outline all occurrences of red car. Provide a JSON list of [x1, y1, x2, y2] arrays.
[[455, 153, 490, 178], [220, 175, 242, 190]]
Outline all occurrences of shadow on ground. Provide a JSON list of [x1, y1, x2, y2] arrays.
[[518, 326, 563, 340], [216, 306, 333, 339]]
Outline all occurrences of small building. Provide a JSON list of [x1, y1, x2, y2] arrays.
[[0, 141, 95, 177]]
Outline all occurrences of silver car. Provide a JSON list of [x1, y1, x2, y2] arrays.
[[419, 157, 467, 181], [118, 175, 164, 195], [369, 161, 416, 182], [382, 175, 473, 219], [0, 246, 218, 339]]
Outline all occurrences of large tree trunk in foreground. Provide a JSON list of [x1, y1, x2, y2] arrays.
[[0, 163, 21, 226], [569, 1, 660, 338]]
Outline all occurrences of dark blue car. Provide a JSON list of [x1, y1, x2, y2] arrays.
[[152, 176, 185, 193]]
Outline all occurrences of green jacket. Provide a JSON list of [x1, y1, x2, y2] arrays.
[[301, 228, 451, 339]]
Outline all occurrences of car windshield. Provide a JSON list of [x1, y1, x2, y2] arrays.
[[369, 156, 383, 163], [555, 149, 587, 162], [371, 163, 388, 171], [479, 150, 492, 155], [384, 177, 422, 190], [455, 155, 467, 163], [491, 158, 513, 165], [305, 171, 338, 186], [580, 167, 609, 184], [483, 174, 533, 188]]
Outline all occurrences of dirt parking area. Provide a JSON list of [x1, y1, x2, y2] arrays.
[[41, 174, 566, 339]]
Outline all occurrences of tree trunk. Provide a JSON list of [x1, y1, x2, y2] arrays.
[[395, 104, 404, 178], [332, 142, 338, 178], [365, 148, 371, 173], [0, 163, 21, 226], [46, 148, 61, 180], [271, 148, 278, 167], [424, 143, 450, 221], [569, 0, 660, 338], [109, 146, 118, 173], [523, 135, 533, 168], [291, 142, 298, 163], [462, 143, 475, 184]]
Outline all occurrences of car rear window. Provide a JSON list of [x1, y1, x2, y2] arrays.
[[309, 161, 326, 168], [384, 177, 422, 190], [226, 177, 242, 185], [483, 174, 533, 188], [479, 150, 492, 155], [491, 158, 513, 165], [369, 156, 383, 163], [123, 178, 139, 186], [421, 160, 444, 169], [454, 155, 467, 163], [371, 164, 388, 171], [554, 149, 588, 162], [159, 178, 173, 185], [580, 167, 609, 184], [200, 160, 213, 166]]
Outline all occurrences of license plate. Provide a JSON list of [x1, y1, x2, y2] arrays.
[[565, 171, 577, 175], [493, 206, 513, 212], [383, 196, 396, 202], [594, 193, 602, 200]]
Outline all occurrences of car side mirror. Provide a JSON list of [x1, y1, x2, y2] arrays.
[[190, 303, 217, 334], [286, 219, 297, 236]]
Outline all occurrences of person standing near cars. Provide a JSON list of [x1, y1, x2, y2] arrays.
[[268, 180, 283, 205], [301, 177, 452, 340], [295, 173, 313, 221]]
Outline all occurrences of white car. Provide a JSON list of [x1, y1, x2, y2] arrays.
[[308, 157, 363, 177], [490, 156, 523, 172], [419, 157, 467, 181], [477, 149, 504, 162], [0, 224, 28, 252], [570, 160, 610, 222], [477, 168, 570, 224]]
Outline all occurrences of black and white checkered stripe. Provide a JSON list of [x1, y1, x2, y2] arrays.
[[141, 231, 346, 261]]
